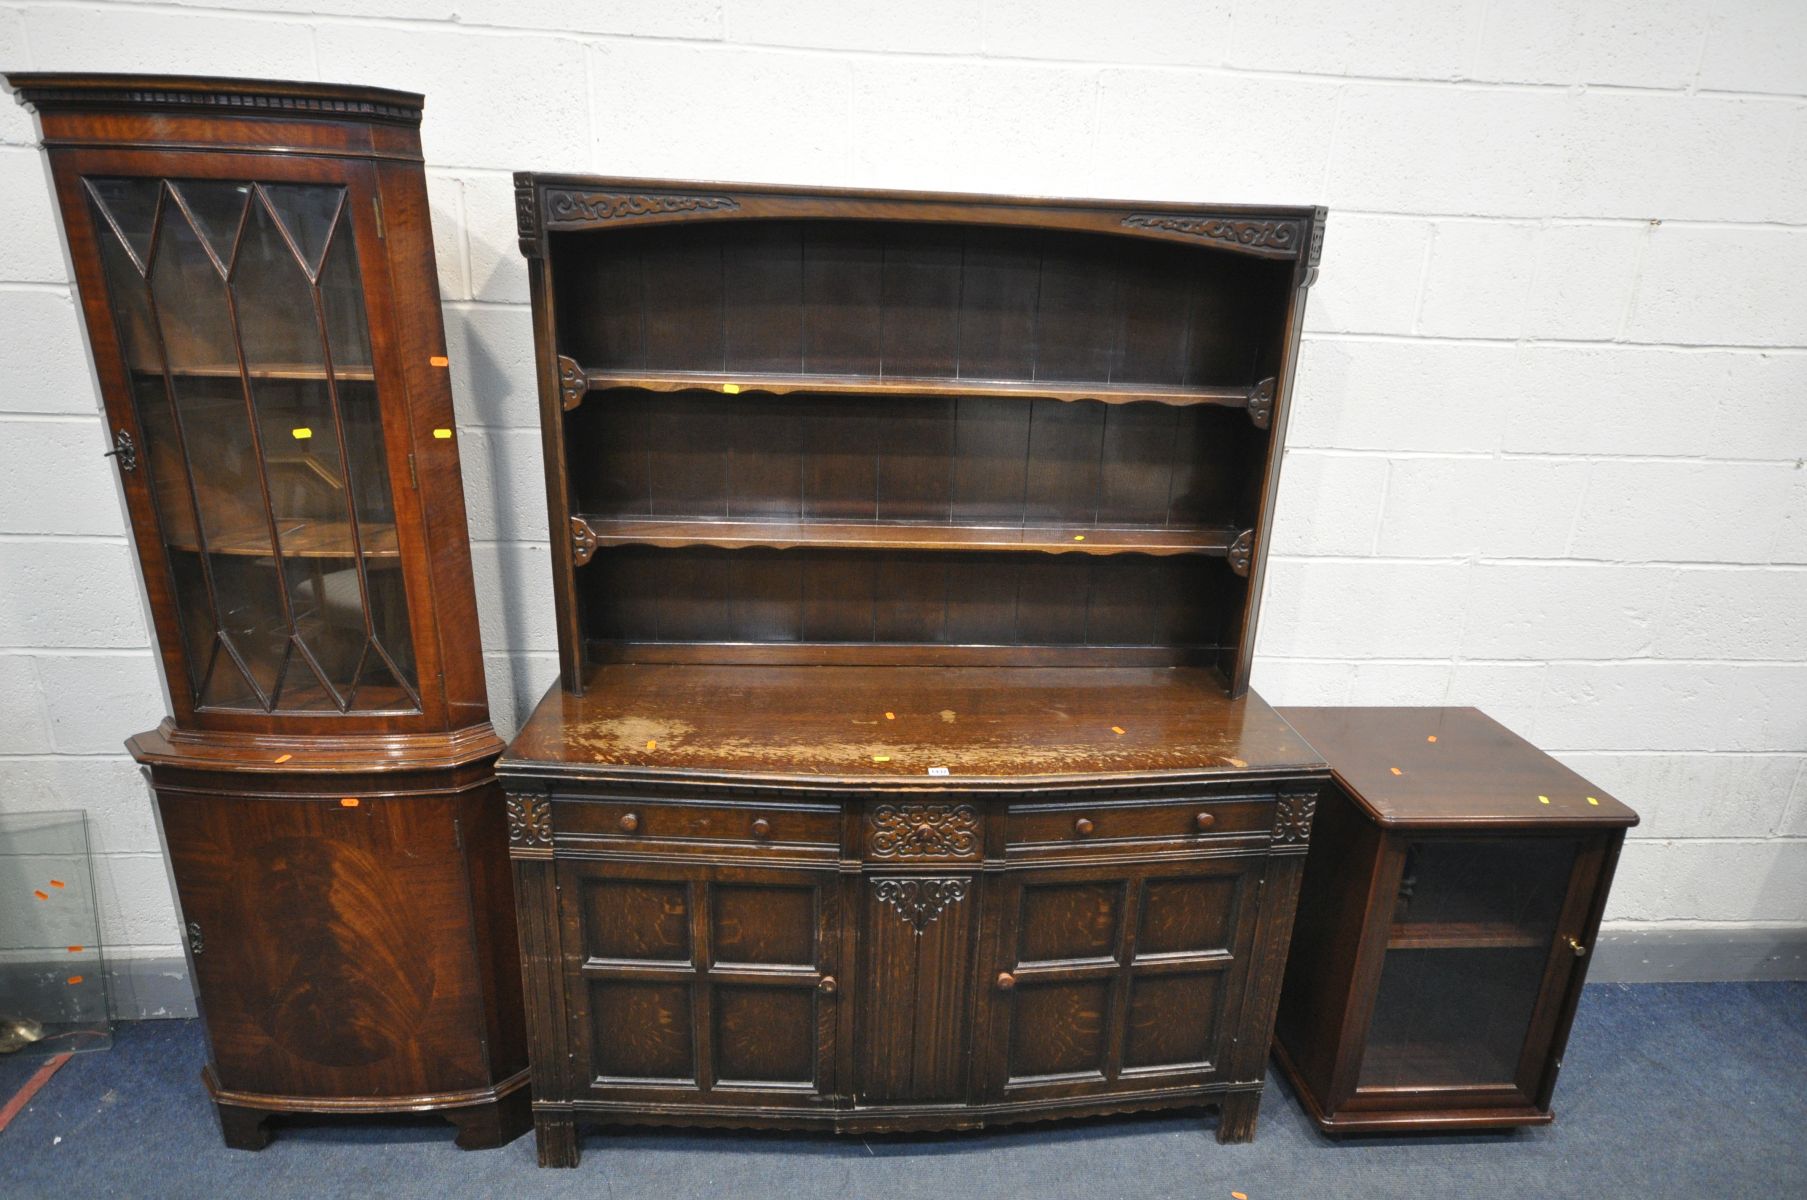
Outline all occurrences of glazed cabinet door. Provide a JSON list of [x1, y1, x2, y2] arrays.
[[66, 155, 429, 724], [1343, 832, 1612, 1113], [980, 857, 1264, 1101], [557, 859, 840, 1109]]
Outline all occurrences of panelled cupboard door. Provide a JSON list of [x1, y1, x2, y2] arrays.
[[158, 792, 489, 1098], [980, 858, 1264, 1100], [857, 874, 980, 1104], [557, 859, 840, 1108]]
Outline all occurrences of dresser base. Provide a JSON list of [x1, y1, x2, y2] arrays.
[[206, 1066, 532, 1151], [528, 1083, 1265, 1166]]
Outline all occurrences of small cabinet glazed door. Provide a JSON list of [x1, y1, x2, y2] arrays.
[[558, 859, 840, 1108], [1347, 833, 1605, 1111], [980, 858, 1264, 1100]]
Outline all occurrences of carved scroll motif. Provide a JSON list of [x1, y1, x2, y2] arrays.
[[1273, 794, 1316, 845], [1227, 529, 1255, 578], [544, 190, 740, 227], [570, 516, 599, 567], [557, 355, 586, 411], [867, 803, 980, 860], [873, 878, 969, 932], [1246, 377, 1276, 430], [1122, 214, 1303, 257], [507, 794, 553, 848]]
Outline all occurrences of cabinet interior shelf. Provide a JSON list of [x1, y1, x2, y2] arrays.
[[1385, 922, 1551, 952], [132, 363, 377, 383], [571, 515, 1241, 557], [580, 368, 1259, 410], [167, 519, 400, 559]]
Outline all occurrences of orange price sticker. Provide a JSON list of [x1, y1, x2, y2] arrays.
[[1390, 767, 1403, 776], [50, 879, 65, 889], [68, 945, 85, 954], [340, 797, 360, 808], [1426, 735, 1438, 743], [645, 740, 657, 751], [67, 975, 84, 986], [33, 890, 48, 901], [429, 355, 449, 367], [433, 427, 453, 439], [273, 753, 293, 764], [1111, 726, 1126, 735]]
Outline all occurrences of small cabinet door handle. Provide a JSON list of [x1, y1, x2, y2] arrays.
[[1567, 936, 1587, 958], [1073, 817, 1095, 837], [818, 975, 837, 994], [751, 817, 772, 839], [1195, 811, 1216, 831], [996, 971, 1017, 991], [618, 812, 640, 834]]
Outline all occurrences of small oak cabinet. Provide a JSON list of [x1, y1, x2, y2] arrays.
[[6, 74, 527, 1149], [1273, 707, 1637, 1134]]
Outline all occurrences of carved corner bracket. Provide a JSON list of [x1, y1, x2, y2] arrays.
[[1121, 213, 1303, 259], [1246, 377, 1276, 430], [557, 354, 586, 411], [506, 793, 553, 851], [514, 173, 540, 258], [873, 877, 969, 933], [1302, 206, 1327, 288], [570, 515, 599, 567], [1227, 529, 1254, 577], [544, 189, 740, 229], [867, 803, 980, 860], [1273, 793, 1316, 846]]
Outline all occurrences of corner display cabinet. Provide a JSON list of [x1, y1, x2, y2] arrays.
[[500, 175, 1332, 1166], [6, 75, 528, 1149]]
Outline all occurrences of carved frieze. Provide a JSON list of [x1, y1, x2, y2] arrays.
[[570, 516, 599, 567], [1227, 529, 1255, 578], [873, 877, 969, 932], [544, 190, 740, 228], [557, 354, 586, 411], [507, 794, 553, 849], [1273, 794, 1316, 845], [1122, 214, 1303, 257], [868, 803, 981, 860]]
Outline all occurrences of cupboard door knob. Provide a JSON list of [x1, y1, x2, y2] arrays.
[[1195, 811, 1216, 831], [996, 971, 1017, 991], [751, 817, 772, 838], [618, 812, 639, 834], [1073, 817, 1095, 837], [1567, 936, 1587, 958], [818, 975, 837, 994]]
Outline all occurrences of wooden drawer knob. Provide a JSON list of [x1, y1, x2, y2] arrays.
[[1195, 811, 1216, 831], [751, 817, 772, 839], [996, 971, 1017, 991], [1073, 817, 1095, 837], [618, 812, 640, 834], [818, 975, 837, 994]]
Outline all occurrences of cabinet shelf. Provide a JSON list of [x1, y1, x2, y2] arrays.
[[167, 519, 400, 560], [132, 363, 377, 382], [570, 515, 1241, 558], [580, 368, 1260, 410], [1385, 921, 1551, 952]]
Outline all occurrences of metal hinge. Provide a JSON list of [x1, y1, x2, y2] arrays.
[[103, 428, 137, 472], [372, 193, 385, 240], [186, 920, 204, 956], [407, 452, 419, 490]]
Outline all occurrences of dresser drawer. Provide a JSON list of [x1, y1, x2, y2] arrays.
[[554, 796, 841, 859], [1005, 793, 1275, 859]]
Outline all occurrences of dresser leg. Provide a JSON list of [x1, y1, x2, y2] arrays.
[[1215, 1090, 1261, 1144], [215, 1101, 273, 1151], [445, 1086, 533, 1150], [535, 1115, 580, 1167]]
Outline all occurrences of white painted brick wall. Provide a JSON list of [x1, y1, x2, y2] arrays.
[[0, 1, 1802, 970]]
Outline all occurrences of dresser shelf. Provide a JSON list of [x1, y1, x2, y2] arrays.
[[571, 515, 1240, 558], [579, 368, 1257, 410]]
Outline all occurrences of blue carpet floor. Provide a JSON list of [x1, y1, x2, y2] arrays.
[[1, 982, 1803, 1199]]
